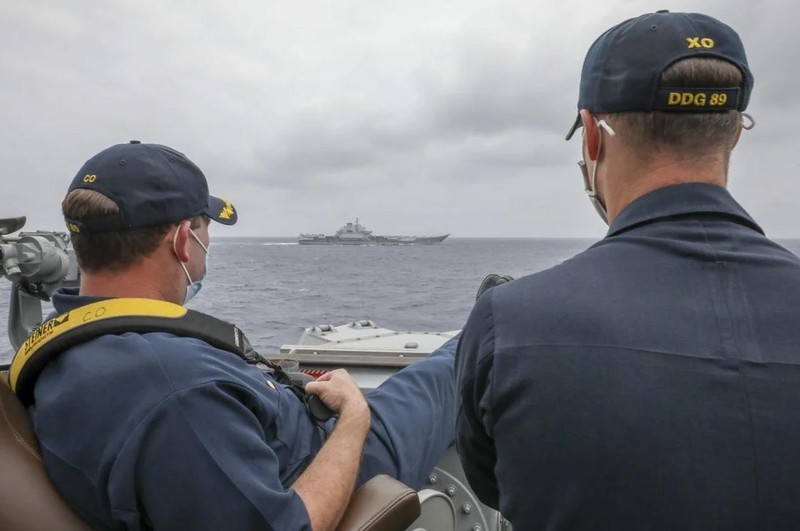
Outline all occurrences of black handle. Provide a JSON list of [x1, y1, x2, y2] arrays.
[[306, 394, 335, 422]]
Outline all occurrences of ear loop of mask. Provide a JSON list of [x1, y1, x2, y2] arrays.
[[577, 119, 616, 223], [741, 112, 756, 130], [173, 224, 209, 304]]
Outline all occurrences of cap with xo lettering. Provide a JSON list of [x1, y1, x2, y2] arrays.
[[566, 10, 754, 140]]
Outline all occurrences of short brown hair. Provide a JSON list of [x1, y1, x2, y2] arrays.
[[602, 58, 743, 159], [63, 189, 173, 272]]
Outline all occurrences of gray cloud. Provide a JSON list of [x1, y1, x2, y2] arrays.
[[0, 0, 797, 238]]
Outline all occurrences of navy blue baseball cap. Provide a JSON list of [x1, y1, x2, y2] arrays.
[[565, 10, 754, 140], [65, 141, 237, 233]]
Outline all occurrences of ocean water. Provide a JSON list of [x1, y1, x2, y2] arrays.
[[1, 237, 799, 363]]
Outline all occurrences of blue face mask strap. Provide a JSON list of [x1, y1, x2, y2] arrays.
[[173, 225, 209, 304]]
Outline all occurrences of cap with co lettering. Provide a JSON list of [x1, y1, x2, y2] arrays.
[[66, 141, 237, 233]]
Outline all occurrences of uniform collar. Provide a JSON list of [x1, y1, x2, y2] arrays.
[[606, 183, 764, 238], [51, 287, 108, 314]]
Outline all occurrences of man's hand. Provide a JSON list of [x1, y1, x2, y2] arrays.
[[295, 369, 372, 531], [305, 369, 370, 427]]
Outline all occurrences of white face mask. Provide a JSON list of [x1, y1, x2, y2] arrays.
[[173, 226, 209, 305]]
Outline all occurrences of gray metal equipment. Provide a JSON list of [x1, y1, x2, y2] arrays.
[[0, 217, 79, 350]]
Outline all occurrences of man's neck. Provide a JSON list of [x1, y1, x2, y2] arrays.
[[79, 258, 182, 304], [600, 150, 728, 224]]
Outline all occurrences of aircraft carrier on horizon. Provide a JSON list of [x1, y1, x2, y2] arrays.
[[298, 218, 449, 245]]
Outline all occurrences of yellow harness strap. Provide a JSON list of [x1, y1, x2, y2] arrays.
[[9, 298, 249, 406]]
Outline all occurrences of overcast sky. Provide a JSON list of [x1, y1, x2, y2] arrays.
[[1, 0, 797, 238]]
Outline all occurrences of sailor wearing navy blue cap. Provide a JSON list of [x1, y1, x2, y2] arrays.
[[66, 141, 238, 233], [456, 11, 800, 530], [29, 141, 458, 530]]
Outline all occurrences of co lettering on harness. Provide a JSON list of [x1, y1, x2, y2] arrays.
[[83, 306, 107, 322]]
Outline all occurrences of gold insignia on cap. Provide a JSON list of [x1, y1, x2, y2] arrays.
[[686, 37, 715, 49], [219, 199, 235, 220]]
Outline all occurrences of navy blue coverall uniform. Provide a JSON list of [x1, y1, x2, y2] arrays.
[[30, 290, 456, 530], [456, 183, 800, 530]]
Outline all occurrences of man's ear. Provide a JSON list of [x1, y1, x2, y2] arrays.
[[580, 109, 600, 161], [171, 221, 192, 263]]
